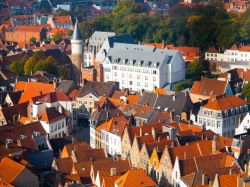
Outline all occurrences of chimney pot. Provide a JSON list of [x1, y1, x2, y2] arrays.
[[110, 168, 116, 176]]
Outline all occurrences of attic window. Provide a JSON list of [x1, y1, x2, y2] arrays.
[[20, 135, 27, 140], [117, 179, 124, 185]]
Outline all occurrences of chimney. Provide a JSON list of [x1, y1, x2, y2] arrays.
[[173, 95, 176, 101], [212, 135, 219, 154], [184, 151, 186, 159], [110, 168, 116, 176], [171, 141, 175, 148], [237, 175, 243, 187], [170, 110, 175, 122], [152, 127, 156, 141], [140, 127, 143, 137], [202, 173, 205, 185]]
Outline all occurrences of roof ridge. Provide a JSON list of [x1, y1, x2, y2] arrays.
[[193, 157, 199, 172], [196, 142, 202, 156]]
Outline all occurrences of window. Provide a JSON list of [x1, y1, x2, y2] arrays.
[[130, 81, 133, 85], [137, 75, 140, 79], [129, 74, 132, 78], [153, 77, 156, 81], [145, 76, 148, 80], [137, 82, 140, 86], [217, 121, 221, 128], [145, 83, 148, 87], [114, 72, 117, 76], [122, 73, 125, 78]]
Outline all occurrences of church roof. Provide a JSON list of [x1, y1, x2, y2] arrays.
[[72, 20, 83, 41]]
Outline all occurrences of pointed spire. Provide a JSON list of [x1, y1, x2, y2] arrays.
[[72, 19, 83, 41]]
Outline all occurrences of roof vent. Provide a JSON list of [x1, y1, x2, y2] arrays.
[[33, 131, 41, 137]]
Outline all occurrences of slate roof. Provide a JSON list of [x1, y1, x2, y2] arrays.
[[44, 49, 71, 66], [107, 43, 179, 68], [78, 81, 117, 98], [88, 31, 115, 46], [56, 80, 76, 94], [138, 91, 193, 115], [72, 20, 83, 41]]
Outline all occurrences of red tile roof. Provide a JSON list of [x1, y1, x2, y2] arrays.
[[53, 16, 72, 24], [0, 157, 25, 183], [50, 28, 68, 35], [68, 89, 80, 101], [15, 25, 44, 33], [115, 169, 157, 187], [15, 81, 55, 104], [38, 91, 70, 103], [203, 95, 247, 110], [190, 78, 227, 97], [39, 107, 66, 124]]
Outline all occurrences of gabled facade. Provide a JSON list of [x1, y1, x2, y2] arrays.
[[197, 95, 249, 137], [190, 78, 233, 103], [235, 112, 250, 135]]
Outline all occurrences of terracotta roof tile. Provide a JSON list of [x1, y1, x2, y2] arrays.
[[15, 81, 55, 104], [38, 91, 70, 103], [15, 25, 44, 33], [115, 169, 157, 187], [52, 16, 72, 24], [179, 153, 236, 176], [54, 157, 73, 174], [0, 157, 25, 183], [39, 107, 66, 124], [68, 89, 80, 101], [190, 78, 227, 97], [203, 95, 247, 110]]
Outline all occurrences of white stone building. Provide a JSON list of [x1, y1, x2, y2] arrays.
[[99, 117, 128, 156], [197, 95, 249, 137], [205, 45, 250, 63], [40, 107, 68, 139], [235, 112, 250, 135], [84, 31, 115, 67], [103, 43, 185, 92]]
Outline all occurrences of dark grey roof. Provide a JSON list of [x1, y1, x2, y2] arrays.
[[107, 34, 135, 48], [44, 49, 71, 66], [138, 91, 193, 115], [56, 80, 76, 94], [7, 91, 22, 105], [78, 81, 118, 98], [72, 20, 83, 41], [107, 43, 178, 68]]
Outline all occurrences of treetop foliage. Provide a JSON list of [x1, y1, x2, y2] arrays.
[[79, 0, 250, 51]]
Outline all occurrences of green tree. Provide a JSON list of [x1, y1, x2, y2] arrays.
[[58, 66, 68, 78], [29, 37, 36, 44], [68, 30, 73, 36], [243, 82, 250, 102], [34, 56, 59, 76], [24, 57, 36, 75], [186, 60, 203, 78], [52, 33, 63, 44], [55, 8, 70, 16], [174, 80, 192, 91], [9, 61, 25, 75]]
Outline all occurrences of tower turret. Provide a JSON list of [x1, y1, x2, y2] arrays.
[[71, 20, 83, 86]]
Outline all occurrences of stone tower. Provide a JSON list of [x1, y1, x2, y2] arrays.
[[71, 20, 83, 86]]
